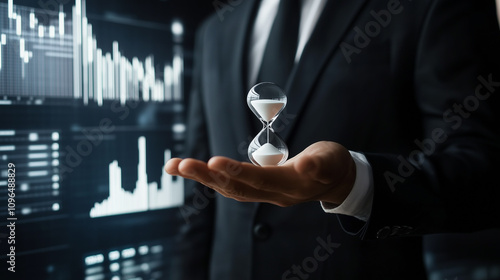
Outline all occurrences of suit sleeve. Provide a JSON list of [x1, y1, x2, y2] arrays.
[[170, 21, 215, 280], [361, 0, 500, 239]]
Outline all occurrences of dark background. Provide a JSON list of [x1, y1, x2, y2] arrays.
[[0, 0, 216, 279]]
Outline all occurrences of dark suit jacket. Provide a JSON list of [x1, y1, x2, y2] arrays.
[[171, 0, 500, 279]]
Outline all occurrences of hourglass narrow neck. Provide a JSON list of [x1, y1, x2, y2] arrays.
[[259, 118, 276, 127]]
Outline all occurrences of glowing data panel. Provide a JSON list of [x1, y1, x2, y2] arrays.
[[0, 129, 62, 217], [89, 136, 183, 218], [0, 0, 192, 277], [0, 0, 183, 106], [84, 241, 171, 280]]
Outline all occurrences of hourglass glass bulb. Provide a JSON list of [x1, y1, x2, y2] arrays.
[[251, 100, 285, 122], [247, 83, 287, 122], [247, 82, 289, 166]]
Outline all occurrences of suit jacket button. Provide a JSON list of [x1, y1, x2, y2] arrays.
[[376, 226, 391, 239], [391, 226, 402, 236], [253, 223, 271, 240], [400, 226, 414, 235]]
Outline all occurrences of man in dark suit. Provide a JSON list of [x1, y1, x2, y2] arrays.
[[166, 0, 500, 279]]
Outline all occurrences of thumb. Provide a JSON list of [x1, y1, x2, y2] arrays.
[[294, 141, 355, 185]]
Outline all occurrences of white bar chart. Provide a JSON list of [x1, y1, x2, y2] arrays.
[[0, 0, 182, 105], [89, 136, 183, 218]]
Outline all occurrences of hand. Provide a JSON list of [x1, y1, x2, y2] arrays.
[[165, 141, 356, 207]]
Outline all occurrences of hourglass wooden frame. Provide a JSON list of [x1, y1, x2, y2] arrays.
[[247, 82, 289, 166]]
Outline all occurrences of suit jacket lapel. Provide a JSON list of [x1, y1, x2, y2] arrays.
[[224, 0, 261, 160], [280, 0, 369, 142], [218, 1, 263, 259]]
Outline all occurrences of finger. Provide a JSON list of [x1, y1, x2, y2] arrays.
[[164, 158, 183, 175], [293, 153, 337, 185], [207, 156, 301, 193], [176, 159, 249, 194], [310, 151, 354, 185], [176, 158, 217, 186], [292, 154, 316, 176], [208, 176, 299, 207], [297, 141, 354, 185]]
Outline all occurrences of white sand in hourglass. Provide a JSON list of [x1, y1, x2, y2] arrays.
[[252, 143, 284, 166], [250, 99, 286, 166], [250, 100, 286, 122]]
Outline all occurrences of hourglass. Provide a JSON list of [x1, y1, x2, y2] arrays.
[[247, 82, 289, 166]]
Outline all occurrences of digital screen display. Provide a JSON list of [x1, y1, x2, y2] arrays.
[[0, 0, 207, 278]]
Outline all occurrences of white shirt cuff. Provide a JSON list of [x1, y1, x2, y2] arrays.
[[320, 151, 374, 221]]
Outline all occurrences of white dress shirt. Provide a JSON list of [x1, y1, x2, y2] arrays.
[[248, 0, 374, 221]]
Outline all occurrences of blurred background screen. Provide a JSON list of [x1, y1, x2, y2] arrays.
[[0, 0, 212, 278]]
